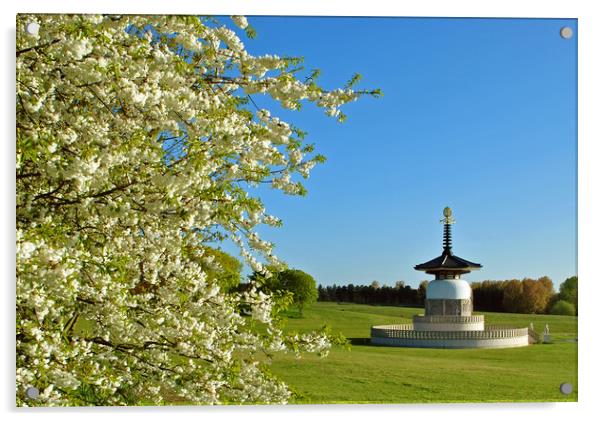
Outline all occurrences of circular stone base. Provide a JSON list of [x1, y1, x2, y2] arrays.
[[370, 324, 529, 349]]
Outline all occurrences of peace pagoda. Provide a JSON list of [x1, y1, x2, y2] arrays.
[[370, 207, 530, 348]]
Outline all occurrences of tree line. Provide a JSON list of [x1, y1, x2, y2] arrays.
[[317, 276, 578, 315], [207, 247, 577, 317], [318, 281, 424, 307]]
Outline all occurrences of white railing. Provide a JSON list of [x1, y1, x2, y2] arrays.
[[371, 325, 528, 340]]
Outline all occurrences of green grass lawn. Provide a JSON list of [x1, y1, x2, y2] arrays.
[[269, 302, 577, 404]]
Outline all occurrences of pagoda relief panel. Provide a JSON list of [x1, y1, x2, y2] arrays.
[[425, 298, 472, 316]]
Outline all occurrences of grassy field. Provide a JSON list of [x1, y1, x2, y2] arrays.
[[269, 302, 578, 404]]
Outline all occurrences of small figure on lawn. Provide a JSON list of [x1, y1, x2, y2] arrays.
[[543, 324, 552, 344]]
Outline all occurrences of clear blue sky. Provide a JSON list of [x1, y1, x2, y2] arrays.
[[222, 16, 577, 289]]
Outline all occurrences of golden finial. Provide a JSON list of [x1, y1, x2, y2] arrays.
[[440, 206, 455, 225]]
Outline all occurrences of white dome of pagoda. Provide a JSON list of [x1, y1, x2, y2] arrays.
[[426, 279, 472, 300]]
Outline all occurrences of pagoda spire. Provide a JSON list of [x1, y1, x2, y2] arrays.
[[440, 206, 455, 255], [415, 207, 482, 275]]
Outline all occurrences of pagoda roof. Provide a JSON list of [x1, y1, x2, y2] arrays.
[[414, 251, 482, 273]]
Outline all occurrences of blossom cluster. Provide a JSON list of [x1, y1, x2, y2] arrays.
[[16, 14, 369, 406]]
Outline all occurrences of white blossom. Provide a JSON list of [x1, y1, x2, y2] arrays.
[[16, 13, 372, 407], [231, 16, 249, 30]]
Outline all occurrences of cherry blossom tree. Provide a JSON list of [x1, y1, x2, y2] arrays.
[[16, 14, 379, 406]]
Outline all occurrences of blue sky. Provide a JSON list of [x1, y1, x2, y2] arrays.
[[222, 17, 577, 289]]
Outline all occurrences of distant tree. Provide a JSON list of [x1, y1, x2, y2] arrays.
[[522, 277, 553, 314], [558, 276, 578, 314], [550, 300, 576, 316], [279, 269, 318, 316], [536, 276, 555, 313], [394, 280, 405, 289], [317, 284, 328, 301], [325, 285, 337, 302], [502, 279, 523, 313], [521, 279, 540, 313], [472, 280, 506, 312], [201, 248, 243, 292], [346, 283, 355, 302], [417, 280, 429, 305], [370, 280, 381, 289], [499, 277, 553, 314], [401, 285, 419, 306], [335, 284, 348, 302]]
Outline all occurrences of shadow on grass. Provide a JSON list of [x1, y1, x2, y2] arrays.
[[282, 312, 304, 319], [348, 337, 373, 346]]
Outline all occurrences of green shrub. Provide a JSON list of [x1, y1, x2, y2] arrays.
[[279, 269, 318, 316], [550, 300, 576, 316]]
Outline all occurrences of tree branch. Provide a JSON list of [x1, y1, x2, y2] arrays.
[[16, 38, 62, 57]]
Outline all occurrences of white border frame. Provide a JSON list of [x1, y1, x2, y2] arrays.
[[3, 1, 599, 421]]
